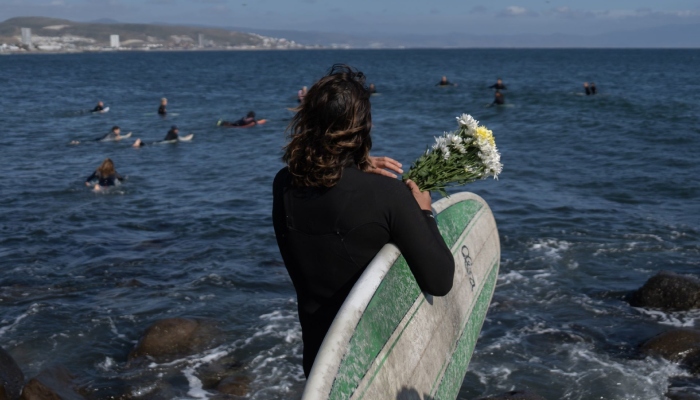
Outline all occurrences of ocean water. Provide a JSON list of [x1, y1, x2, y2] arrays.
[[0, 49, 699, 399]]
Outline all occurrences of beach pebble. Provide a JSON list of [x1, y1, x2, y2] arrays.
[[475, 391, 547, 400], [641, 328, 700, 373], [20, 365, 84, 400], [128, 317, 222, 362], [629, 271, 700, 311], [0, 347, 24, 400]]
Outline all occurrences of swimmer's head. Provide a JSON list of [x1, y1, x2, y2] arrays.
[[247, 111, 256, 119], [285, 64, 372, 188], [112, 126, 120, 134], [161, 98, 168, 105], [98, 101, 104, 106], [97, 158, 115, 176], [171, 125, 178, 132], [583, 82, 589, 87], [497, 78, 502, 83], [441, 76, 447, 82]]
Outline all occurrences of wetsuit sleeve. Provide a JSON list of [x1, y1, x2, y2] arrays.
[[385, 182, 455, 296], [86, 171, 97, 183], [116, 172, 125, 181]]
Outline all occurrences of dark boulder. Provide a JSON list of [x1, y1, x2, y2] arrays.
[[630, 271, 700, 311], [0, 347, 24, 400], [128, 318, 222, 363], [641, 329, 700, 373], [20, 365, 84, 400], [476, 391, 547, 400], [216, 375, 251, 397]]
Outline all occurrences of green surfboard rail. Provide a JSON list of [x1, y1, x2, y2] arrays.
[[328, 199, 485, 400]]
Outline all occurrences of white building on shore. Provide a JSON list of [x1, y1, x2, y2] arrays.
[[21, 28, 32, 46], [110, 35, 120, 48]]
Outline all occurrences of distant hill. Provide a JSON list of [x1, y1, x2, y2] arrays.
[[0, 16, 270, 48]]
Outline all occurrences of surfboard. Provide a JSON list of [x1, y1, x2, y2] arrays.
[[178, 133, 194, 142], [303, 191, 500, 400], [100, 132, 132, 142], [93, 107, 110, 114]]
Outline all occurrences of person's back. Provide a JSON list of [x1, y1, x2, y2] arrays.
[[272, 64, 454, 378]]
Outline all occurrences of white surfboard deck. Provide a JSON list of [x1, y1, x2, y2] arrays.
[[178, 133, 194, 142], [303, 191, 500, 400], [93, 107, 110, 113], [101, 132, 132, 142]]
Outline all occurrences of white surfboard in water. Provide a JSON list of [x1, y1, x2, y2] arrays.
[[303, 191, 500, 400]]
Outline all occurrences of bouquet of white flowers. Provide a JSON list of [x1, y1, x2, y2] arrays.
[[403, 114, 503, 196]]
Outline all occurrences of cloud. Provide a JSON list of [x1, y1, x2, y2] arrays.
[[498, 6, 537, 17]]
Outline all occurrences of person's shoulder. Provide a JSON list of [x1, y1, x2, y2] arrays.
[[273, 167, 291, 187], [344, 168, 407, 196]]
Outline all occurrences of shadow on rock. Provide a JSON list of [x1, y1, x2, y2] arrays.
[[396, 387, 435, 400], [0, 346, 24, 400], [20, 365, 84, 400], [630, 271, 700, 311]]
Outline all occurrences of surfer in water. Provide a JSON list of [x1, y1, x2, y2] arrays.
[[85, 158, 124, 189], [437, 75, 457, 87], [583, 82, 591, 96], [591, 82, 597, 95], [92, 101, 105, 112], [158, 98, 167, 115], [493, 92, 505, 105], [96, 126, 123, 141], [273, 64, 455, 377], [369, 83, 377, 94], [298, 86, 308, 103], [217, 111, 257, 127], [489, 78, 506, 91], [164, 125, 179, 141]]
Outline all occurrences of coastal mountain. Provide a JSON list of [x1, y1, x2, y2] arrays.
[[0, 17, 302, 50]]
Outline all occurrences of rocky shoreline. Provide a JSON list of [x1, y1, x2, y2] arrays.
[[2, 270, 699, 399]]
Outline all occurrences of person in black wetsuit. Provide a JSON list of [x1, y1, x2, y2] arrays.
[[85, 158, 124, 189], [158, 98, 167, 115], [493, 92, 505, 105], [92, 101, 105, 112], [217, 111, 257, 127], [273, 64, 455, 378], [590, 82, 597, 95], [437, 75, 456, 86], [163, 125, 179, 141], [489, 78, 507, 91], [583, 82, 591, 96]]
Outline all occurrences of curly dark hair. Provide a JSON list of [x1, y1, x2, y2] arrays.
[[283, 64, 372, 188]]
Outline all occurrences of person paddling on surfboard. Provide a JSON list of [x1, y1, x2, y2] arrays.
[[273, 64, 455, 378], [217, 111, 258, 127], [158, 98, 167, 115], [92, 101, 105, 112], [437, 75, 457, 87], [85, 158, 125, 190], [96, 126, 122, 141], [164, 125, 179, 141], [493, 91, 505, 105]]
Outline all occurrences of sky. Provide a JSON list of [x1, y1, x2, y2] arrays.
[[2, 0, 700, 36]]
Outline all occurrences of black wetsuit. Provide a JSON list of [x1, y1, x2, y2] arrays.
[[493, 95, 505, 105], [220, 117, 255, 127], [86, 171, 124, 186], [585, 87, 591, 96], [272, 166, 455, 377], [437, 81, 454, 86], [591, 85, 597, 95], [92, 105, 104, 112], [163, 130, 178, 141], [489, 83, 507, 90], [158, 105, 167, 115], [96, 132, 120, 141]]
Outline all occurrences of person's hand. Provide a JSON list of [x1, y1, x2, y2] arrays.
[[368, 156, 403, 179], [85, 182, 90, 187], [405, 179, 432, 211]]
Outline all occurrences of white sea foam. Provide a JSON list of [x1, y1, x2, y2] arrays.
[[0, 303, 40, 337], [97, 356, 115, 371], [635, 307, 699, 327], [530, 238, 571, 260]]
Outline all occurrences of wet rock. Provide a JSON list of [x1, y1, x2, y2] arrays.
[[128, 318, 222, 363], [630, 271, 700, 311], [20, 365, 84, 400], [641, 329, 700, 373], [195, 355, 244, 389], [0, 346, 24, 400], [476, 391, 547, 400], [216, 375, 251, 397], [666, 392, 700, 400]]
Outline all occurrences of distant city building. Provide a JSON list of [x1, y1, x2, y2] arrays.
[[110, 35, 120, 48], [198, 33, 205, 48], [21, 28, 32, 46]]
